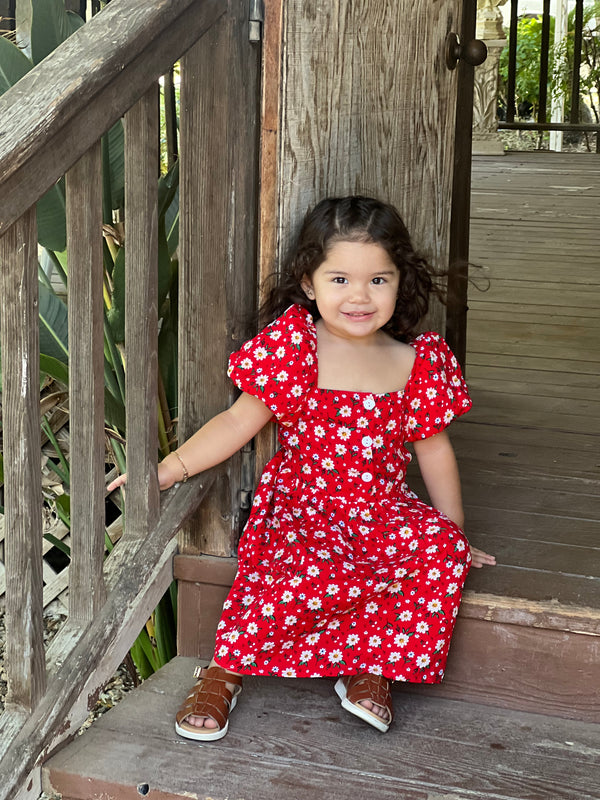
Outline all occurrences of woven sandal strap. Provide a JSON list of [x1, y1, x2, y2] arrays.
[[194, 665, 244, 686], [345, 674, 392, 720], [175, 668, 241, 729]]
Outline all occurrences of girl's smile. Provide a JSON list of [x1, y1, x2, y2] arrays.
[[302, 240, 400, 342]]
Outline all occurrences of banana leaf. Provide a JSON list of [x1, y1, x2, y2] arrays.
[[39, 283, 69, 363], [0, 34, 33, 93], [30, 0, 85, 65]]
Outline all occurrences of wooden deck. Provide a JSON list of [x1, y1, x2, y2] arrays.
[[459, 151, 600, 607], [42, 152, 600, 798]]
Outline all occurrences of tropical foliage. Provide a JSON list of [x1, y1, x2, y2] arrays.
[[499, 3, 600, 134]]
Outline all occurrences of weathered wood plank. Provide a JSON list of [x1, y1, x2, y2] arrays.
[[466, 350, 600, 375], [0, 473, 216, 800], [44, 655, 600, 799], [462, 390, 600, 422], [0, 209, 46, 712], [464, 506, 600, 549], [464, 563, 599, 607], [422, 616, 600, 722], [460, 590, 600, 636], [66, 142, 106, 620], [124, 87, 160, 539], [466, 373, 599, 403], [467, 281, 600, 310], [0, 0, 226, 235], [178, 0, 260, 557]]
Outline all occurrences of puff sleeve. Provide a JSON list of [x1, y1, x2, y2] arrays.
[[402, 332, 472, 442], [227, 304, 317, 427]]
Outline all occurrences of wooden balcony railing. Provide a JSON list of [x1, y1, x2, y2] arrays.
[[0, 0, 260, 795]]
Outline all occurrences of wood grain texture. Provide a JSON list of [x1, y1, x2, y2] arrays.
[[178, 0, 260, 557], [124, 87, 161, 539], [0, 209, 46, 713], [66, 141, 107, 620], [0, 0, 225, 235], [44, 655, 600, 800], [253, 0, 284, 486]]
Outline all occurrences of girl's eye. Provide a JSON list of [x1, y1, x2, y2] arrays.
[[332, 276, 347, 284], [372, 277, 386, 285]]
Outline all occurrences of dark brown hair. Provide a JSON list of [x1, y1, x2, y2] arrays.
[[260, 196, 442, 341]]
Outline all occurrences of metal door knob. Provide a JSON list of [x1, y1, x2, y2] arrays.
[[445, 32, 487, 70]]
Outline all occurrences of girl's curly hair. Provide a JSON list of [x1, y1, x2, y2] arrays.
[[260, 196, 443, 341]]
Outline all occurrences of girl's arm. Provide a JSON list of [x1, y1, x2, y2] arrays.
[[413, 431, 496, 569], [107, 391, 273, 492]]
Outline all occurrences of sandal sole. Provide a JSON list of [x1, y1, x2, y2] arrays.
[[334, 678, 390, 733]]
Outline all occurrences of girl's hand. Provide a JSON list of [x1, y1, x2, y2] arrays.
[[106, 472, 127, 493], [470, 546, 496, 568], [106, 453, 186, 493]]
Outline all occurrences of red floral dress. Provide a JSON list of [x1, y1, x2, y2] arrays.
[[214, 304, 472, 684]]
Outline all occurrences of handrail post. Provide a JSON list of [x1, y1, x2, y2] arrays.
[[0, 209, 46, 711], [124, 85, 161, 539], [66, 141, 107, 621]]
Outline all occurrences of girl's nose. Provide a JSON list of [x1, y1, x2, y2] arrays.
[[349, 283, 369, 302]]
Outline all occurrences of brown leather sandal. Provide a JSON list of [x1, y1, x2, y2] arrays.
[[334, 673, 393, 732], [175, 665, 243, 741]]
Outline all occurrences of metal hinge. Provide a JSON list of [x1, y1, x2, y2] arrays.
[[249, 0, 264, 43], [240, 443, 255, 510]]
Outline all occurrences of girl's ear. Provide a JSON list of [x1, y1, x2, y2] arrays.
[[300, 274, 314, 300]]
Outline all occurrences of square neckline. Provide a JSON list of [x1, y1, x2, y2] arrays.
[[304, 310, 420, 397]]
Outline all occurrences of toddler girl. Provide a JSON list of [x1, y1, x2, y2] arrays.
[[108, 195, 495, 740]]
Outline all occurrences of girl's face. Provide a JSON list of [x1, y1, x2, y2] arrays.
[[301, 240, 400, 342]]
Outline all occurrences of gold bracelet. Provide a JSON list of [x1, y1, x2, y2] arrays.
[[173, 450, 189, 483]]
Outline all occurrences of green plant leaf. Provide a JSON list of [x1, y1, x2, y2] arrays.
[[0, 34, 33, 96], [31, 0, 85, 65], [106, 246, 125, 343], [37, 179, 67, 252], [154, 590, 176, 666], [129, 637, 155, 681], [158, 298, 178, 419], [39, 282, 69, 363], [158, 161, 179, 219], [40, 248, 68, 289], [40, 354, 69, 386], [104, 386, 126, 434], [43, 533, 71, 557], [106, 120, 125, 211]]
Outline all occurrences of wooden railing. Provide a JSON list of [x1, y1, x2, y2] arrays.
[[0, 0, 262, 796]]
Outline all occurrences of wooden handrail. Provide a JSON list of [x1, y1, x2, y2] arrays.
[[0, 472, 217, 800], [0, 0, 225, 236]]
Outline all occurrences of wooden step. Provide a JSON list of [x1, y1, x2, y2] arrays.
[[432, 591, 600, 722], [43, 655, 600, 800]]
